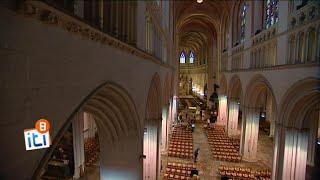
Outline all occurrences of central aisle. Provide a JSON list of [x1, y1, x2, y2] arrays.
[[193, 123, 215, 180]]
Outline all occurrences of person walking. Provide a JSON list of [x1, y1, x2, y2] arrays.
[[194, 148, 200, 163]]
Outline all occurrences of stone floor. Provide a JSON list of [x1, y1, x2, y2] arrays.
[[161, 121, 274, 180], [79, 121, 274, 180]]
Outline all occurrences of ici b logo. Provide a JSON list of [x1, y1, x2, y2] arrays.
[[24, 119, 51, 151]]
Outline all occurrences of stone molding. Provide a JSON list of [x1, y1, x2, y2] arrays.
[[18, 1, 173, 69]]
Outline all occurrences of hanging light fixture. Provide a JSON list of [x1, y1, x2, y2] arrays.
[[197, 0, 203, 3]]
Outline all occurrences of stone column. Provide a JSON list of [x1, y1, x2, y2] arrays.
[[218, 95, 228, 127], [272, 123, 283, 180], [282, 128, 308, 180], [241, 106, 260, 161], [161, 106, 169, 151], [72, 111, 85, 179], [227, 100, 239, 136], [266, 97, 275, 137], [143, 118, 158, 180]]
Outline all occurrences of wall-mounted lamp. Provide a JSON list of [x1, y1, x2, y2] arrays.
[[144, 128, 147, 135], [197, 0, 203, 3], [260, 112, 266, 118]]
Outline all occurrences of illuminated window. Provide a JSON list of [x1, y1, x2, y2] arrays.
[[265, 0, 279, 29], [240, 3, 248, 42], [189, 51, 194, 63], [180, 52, 186, 64]]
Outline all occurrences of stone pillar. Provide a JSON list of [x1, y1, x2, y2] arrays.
[[282, 128, 308, 180], [72, 111, 85, 179], [143, 118, 158, 180], [157, 116, 161, 180], [100, 129, 142, 179], [161, 106, 169, 151], [218, 95, 228, 127], [272, 123, 283, 180], [227, 100, 239, 136], [241, 106, 259, 161], [266, 97, 275, 137]]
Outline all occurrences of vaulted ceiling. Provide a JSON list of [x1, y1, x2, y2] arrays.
[[176, 0, 233, 64]]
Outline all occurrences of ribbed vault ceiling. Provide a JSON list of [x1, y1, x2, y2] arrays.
[[176, 0, 233, 64]]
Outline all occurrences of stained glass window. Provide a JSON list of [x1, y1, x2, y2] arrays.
[[240, 3, 248, 43], [189, 51, 194, 64], [265, 0, 279, 29], [180, 51, 186, 64]]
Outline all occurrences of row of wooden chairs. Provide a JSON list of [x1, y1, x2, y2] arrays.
[[212, 154, 241, 162], [219, 165, 253, 173], [206, 127, 241, 162], [163, 174, 191, 179], [166, 168, 191, 177], [209, 142, 236, 146], [168, 151, 193, 158], [171, 135, 192, 138], [169, 147, 193, 152], [218, 165, 271, 180], [163, 162, 199, 180], [212, 147, 238, 153], [168, 125, 193, 159], [169, 145, 193, 150], [167, 162, 196, 170], [212, 151, 240, 156], [171, 138, 193, 141], [172, 131, 192, 135], [170, 142, 193, 146]]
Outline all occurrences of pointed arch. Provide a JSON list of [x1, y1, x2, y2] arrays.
[[278, 78, 320, 128], [244, 74, 277, 109], [32, 82, 141, 179]]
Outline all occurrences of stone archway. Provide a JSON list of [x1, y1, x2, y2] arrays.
[[240, 75, 277, 166], [33, 82, 142, 180], [143, 73, 162, 180], [274, 78, 320, 180]]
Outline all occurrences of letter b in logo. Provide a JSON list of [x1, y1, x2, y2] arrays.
[[35, 119, 50, 133], [40, 122, 46, 131]]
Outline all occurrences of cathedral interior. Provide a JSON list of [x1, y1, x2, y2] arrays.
[[0, 0, 319, 180]]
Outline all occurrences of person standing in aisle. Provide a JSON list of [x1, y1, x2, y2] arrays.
[[194, 148, 200, 163]]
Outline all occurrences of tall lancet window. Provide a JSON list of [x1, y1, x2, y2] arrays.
[[189, 51, 195, 64], [180, 51, 186, 64], [240, 3, 248, 43], [265, 0, 279, 29]]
